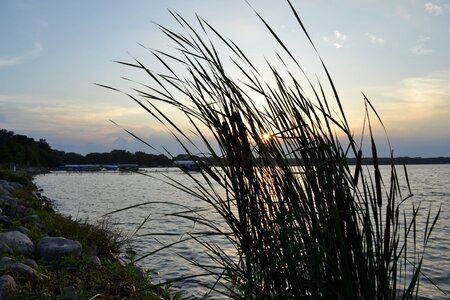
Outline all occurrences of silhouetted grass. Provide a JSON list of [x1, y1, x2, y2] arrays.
[[102, 1, 440, 298]]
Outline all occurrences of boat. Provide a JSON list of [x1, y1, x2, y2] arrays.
[[174, 160, 199, 171], [117, 164, 139, 172], [102, 164, 118, 171], [62, 164, 102, 172]]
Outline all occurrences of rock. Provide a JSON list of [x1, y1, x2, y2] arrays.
[[23, 258, 38, 269], [0, 184, 14, 195], [13, 204, 29, 218], [38, 237, 82, 261], [63, 286, 77, 300], [0, 275, 16, 300], [32, 222, 49, 233], [134, 266, 148, 279], [0, 257, 13, 267], [8, 182, 22, 190], [134, 265, 147, 279], [0, 258, 45, 281], [117, 253, 128, 267], [0, 216, 13, 229], [0, 195, 17, 207], [0, 180, 22, 193], [4, 262, 44, 281], [15, 226, 30, 235], [0, 231, 34, 255], [87, 256, 101, 267], [21, 214, 39, 224], [0, 197, 28, 218], [0, 181, 12, 195], [0, 242, 13, 255]]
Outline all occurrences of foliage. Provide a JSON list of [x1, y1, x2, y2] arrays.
[[0, 129, 173, 167], [106, 1, 441, 299], [0, 168, 31, 185], [82, 149, 172, 166], [0, 129, 63, 167]]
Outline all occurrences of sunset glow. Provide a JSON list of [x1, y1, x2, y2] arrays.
[[0, 0, 449, 156]]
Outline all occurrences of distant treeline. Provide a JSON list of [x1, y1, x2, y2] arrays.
[[0, 129, 173, 168], [1, 129, 449, 168], [347, 157, 450, 165]]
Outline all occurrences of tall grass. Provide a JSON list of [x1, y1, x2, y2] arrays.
[[101, 1, 440, 298]]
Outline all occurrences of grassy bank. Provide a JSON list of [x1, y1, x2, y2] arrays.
[[0, 168, 172, 299]]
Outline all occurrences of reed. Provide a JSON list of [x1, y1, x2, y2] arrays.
[[103, 1, 440, 298]]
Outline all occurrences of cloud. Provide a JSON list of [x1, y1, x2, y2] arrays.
[[410, 44, 434, 55], [0, 93, 146, 137], [0, 93, 196, 154], [372, 71, 450, 139], [365, 33, 386, 45], [322, 30, 348, 49], [0, 42, 44, 67], [424, 2, 443, 16], [334, 30, 347, 41], [410, 36, 433, 55]]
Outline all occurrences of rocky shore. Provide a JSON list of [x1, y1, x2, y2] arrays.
[[0, 170, 169, 299]]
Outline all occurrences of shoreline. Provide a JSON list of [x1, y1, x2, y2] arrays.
[[0, 168, 170, 299]]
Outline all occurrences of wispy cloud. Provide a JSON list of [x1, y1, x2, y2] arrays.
[[322, 30, 348, 49], [334, 30, 347, 41], [424, 2, 443, 16], [410, 44, 434, 55], [365, 32, 386, 45], [410, 36, 434, 55], [0, 93, 170, 151], [373, 72, 450, 138], [0, 92, 212, 154], [0, 42, 44, 67]]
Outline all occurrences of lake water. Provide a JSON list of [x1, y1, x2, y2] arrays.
[[33, 165, 449, 299]]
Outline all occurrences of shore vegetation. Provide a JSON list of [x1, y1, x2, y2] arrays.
[[0, 167, 170, 299]]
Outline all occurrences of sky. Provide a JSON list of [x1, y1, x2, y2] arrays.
[[0, 0, 449, 157]]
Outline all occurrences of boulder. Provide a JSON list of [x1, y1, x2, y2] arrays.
[[0, 183, 14, 195], [0, 242, 13, 255], [0, 231, 34, 255], [21, 214, 39, 224], [0, 257, 47, 281], [0, 197, 28, 218], [63, 285, 77, 300], [23, 258, 38, 270], [8, 182, 22, 190], [0, 195, 17, 207], [87, 256, 101, 267], [0, 216, 13, 229], [38, 237, 82, 261], [0, 275, 16, 300], [0, 257, 13, 267], [0, 181, 22, 194], [134, 265, 147, 279], [15, 226, 30, 235], [1, 262, 46, 281]]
